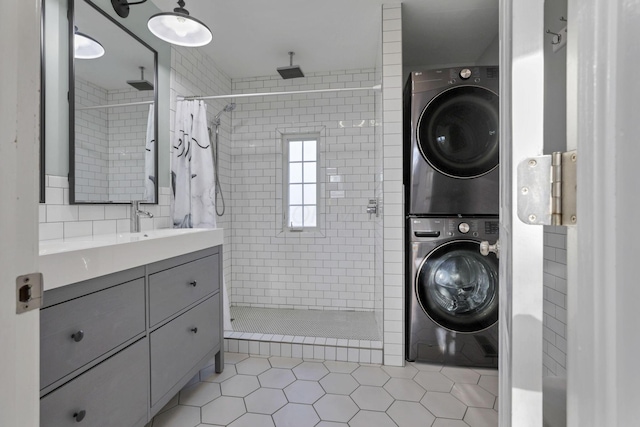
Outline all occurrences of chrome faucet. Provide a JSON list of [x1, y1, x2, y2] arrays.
[[130, 200, 154, 232]]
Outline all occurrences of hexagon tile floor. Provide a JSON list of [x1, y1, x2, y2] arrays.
[[146, 353, 498, 427]]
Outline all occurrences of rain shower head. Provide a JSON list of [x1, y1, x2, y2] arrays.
[[277, 51, 304, 79], [127, 66, 154, 91]]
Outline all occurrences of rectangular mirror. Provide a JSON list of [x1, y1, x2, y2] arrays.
[[69, 0, 158, 204]]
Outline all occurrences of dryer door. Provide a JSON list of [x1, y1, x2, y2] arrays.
[[417, 86, 499, 179], [416, 240, 499, 333]]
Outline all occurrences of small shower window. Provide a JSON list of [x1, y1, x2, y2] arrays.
[[283, 133, 319, 231]]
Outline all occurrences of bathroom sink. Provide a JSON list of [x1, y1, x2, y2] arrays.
[[40, 228, 223, 291]]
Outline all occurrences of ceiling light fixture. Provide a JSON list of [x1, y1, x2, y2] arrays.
[[74, 27, 105, 59], [147, 0, 212, 47], [111, 0, 148, 19]]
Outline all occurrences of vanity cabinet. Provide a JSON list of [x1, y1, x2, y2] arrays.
[[40, 246, 223, 427], [40, 338, 148, 427], [150, 294, 220, 406]]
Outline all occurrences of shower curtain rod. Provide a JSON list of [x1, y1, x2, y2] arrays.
[[177, 84, 381, 101], [76, 100, 154, 111]]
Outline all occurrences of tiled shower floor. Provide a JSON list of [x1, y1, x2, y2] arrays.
[[147, 353, 499, 427], [229, 307, 381, 341], [225, 307, 383, 365]]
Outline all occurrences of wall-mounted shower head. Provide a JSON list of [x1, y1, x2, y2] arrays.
[[127, 66, 154, 91], [214, 103, 236, 122], [277, 51, 304, 79]]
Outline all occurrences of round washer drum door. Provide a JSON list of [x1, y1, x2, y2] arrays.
[[417, 86, 499, 179], [416, 240, 499, 333]]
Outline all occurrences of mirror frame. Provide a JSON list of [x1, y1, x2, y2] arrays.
[[68, 0, 158, 205], [39, 0, 46, 203]]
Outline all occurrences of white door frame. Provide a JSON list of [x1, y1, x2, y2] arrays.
[[0, 0, 41, 425], [566, 0, 640, 425], [499, 0, 545, 425]]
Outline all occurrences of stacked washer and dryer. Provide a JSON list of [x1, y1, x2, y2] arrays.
[[404, 67, 500, 368]]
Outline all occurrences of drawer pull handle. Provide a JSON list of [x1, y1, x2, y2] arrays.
[[73, 410, 86, 422], [71, 330, 85, 342], [189, 280, 197, 287], [190, 327, 198, 334]]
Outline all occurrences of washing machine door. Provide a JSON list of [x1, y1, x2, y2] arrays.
[[416, 240, 499, 333], [417, 86, 499, 179]]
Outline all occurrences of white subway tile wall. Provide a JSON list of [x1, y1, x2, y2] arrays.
[[170, 45, 233, 292], [74, 78, 109, 202], [74, 78, 152, 202], [543, 226, 568, 377], [382, 4, 404, 366], [39, 175, 171, 240], [107, 87, 154, 202], [229, 68, 378, 312]]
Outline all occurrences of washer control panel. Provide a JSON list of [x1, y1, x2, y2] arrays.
[[410, 218, 499, 241], [446, 219, 480, 237]]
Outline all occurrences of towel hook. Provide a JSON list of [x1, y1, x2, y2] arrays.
[[546, 29, 562, 45]]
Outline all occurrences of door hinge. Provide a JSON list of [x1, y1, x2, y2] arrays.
[[16, 273, 44, 314], [517, 150, 577, 226]]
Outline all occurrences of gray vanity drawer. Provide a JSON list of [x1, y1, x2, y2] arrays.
[[150, 294, 220, 405], [40, 278, 145, 389], [40, 338, 148, 427], [149, 254, 219, 326]]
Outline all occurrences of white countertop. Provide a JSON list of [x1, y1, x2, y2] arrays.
[[39, 228, 224, 291]]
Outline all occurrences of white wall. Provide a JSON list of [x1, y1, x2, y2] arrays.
[[381, 3, 405, 366], [39, 175, 171, 240], [543, 226, 568, 377], [229, 69, 377, 312]]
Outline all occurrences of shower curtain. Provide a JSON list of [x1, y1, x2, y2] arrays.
[[171, 100, 216, 228], [171, 100, 232, 331], [143, 104, 155, 202]]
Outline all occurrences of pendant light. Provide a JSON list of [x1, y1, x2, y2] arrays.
[[147, 0, 212, 47], [74, 27, 105, 59]]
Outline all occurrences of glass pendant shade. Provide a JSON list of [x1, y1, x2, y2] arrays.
[[74, 31, 105, 59], [147, 12, 212, 47]]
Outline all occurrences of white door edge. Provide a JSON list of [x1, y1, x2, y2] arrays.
[[499, 0, 545, 425], [0, 0, 42, 426]]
